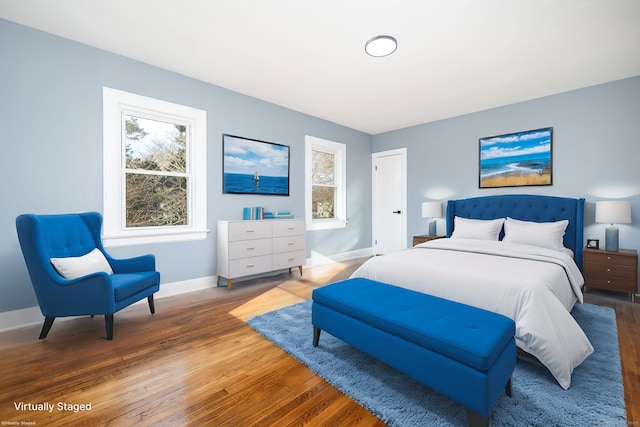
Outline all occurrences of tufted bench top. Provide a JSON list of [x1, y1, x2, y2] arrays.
[[312, 278, 515, 372]]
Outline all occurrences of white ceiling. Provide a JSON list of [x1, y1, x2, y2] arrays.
[[2, 0, 639, 134]]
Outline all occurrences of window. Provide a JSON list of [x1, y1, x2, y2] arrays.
[[103, 88, 207, 246], [305, 135, 346, 230]]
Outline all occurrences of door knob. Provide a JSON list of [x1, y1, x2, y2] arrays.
[[392, 210, 401, 214]]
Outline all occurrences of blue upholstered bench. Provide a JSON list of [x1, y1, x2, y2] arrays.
[[312, 278, 516, 427]]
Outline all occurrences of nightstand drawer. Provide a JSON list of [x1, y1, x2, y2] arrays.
[[583, 251, 636, 268], [583, 263, 636, 279], [583, 275, 636, 293]]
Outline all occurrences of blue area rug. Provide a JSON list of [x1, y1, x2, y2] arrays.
[[248, 300, 626, 426]]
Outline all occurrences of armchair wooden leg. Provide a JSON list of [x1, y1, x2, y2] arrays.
[[147, 295, 156, 314], [39, 316, 55, 339], [105, 314, 114, 340]]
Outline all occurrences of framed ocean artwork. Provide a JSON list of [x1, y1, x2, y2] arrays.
[[479, 127, 553, 188], [223, 134, 290, 196]]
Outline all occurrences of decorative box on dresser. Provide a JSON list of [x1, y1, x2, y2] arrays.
[[217, 219, 306, 290], [583, 247, 638, 302]]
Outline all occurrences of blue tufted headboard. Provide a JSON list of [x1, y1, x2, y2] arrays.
[[446, 194, 585, 270]]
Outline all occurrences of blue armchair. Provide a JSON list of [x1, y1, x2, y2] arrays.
[[16, 212, 160, 340]]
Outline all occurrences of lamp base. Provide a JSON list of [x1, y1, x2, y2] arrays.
[[428, 220, 436, 236], [605, 226, 619, 252]]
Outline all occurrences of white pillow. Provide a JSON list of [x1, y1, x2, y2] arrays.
[[450, 217, 504, 241], [502, 217, 569, 251], [51, 248, 114, 280]]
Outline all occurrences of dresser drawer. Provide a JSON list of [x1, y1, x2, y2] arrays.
[[228, 255, 271, 277], [228, 239, 272, 260], [228, 221, 272, 241], [272, 235, 306, 254], [272, 220, 305, 237], [273, 250, 306, 270]]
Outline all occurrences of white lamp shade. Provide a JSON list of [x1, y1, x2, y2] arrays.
[[422, 202, 442, 218], [595, 201, 632, 224]]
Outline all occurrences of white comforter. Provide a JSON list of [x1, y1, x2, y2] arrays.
[[350, 238, 594, 389]]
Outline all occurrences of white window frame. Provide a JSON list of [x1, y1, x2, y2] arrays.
[[103, 87, 207, 247], [305, 135, 347, 231]]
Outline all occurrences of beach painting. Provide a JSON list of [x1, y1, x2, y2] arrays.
[[479, 127, 552, 188], [223, 134, 290, 195]]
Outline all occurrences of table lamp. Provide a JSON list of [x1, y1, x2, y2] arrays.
[[595, 200, 631, 251], [422, 202, 442, 236]]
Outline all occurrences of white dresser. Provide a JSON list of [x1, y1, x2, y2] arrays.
[[216, 219, 306, 290]]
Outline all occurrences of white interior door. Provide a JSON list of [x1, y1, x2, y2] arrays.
[[372, 148, 407, 255]]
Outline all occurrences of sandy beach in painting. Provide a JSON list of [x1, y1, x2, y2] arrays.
[[480, 154, 551, 187], [480, 168, 551, 188]]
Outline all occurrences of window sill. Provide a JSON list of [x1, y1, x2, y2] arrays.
[[103, 229, 209, 247], [306, 220, 347, 231]]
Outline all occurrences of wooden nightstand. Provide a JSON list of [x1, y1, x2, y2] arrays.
[[583, 247, 638, 302], [412, 235, 444, 246]]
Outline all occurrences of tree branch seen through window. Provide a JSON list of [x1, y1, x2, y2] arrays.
[[124, 115, 188, 227]]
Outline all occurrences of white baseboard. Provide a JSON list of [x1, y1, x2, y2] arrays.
[[0, 247, 373, 333], [0, 276, 218, 333], [308, 247, 373, 266], [0, 306, 44, 332]]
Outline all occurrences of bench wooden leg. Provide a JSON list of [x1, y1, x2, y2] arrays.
[[465, 409, 488, 427], [313, 326, 321, 347]]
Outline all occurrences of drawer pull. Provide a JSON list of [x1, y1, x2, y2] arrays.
[[607, 280, 611, 284], [288, 243, 295, 246], [246, 264, 255, 268], [607, 256, 611, 260], [246, 230, 255, 233], [246, 247, 255, 251], [288, 258, 295, 262], [607, 268, 610, 272], [288, 227, 295, 230]]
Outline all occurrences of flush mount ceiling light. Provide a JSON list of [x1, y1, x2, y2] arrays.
[[365, 35, 397, 57]]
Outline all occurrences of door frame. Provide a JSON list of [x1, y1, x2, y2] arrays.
[[372, 148, 408, 254]]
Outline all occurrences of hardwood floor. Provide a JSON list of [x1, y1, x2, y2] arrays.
[[0, 258, 638, 426]]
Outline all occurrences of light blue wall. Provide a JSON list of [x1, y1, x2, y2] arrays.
[[373, 76, 640, 290], [3, 18, 639, 315], [0, 19, 372, 313]]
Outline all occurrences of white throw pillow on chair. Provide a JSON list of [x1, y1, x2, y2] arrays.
[[51, 248, 114, 280]]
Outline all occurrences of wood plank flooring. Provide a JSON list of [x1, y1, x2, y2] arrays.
[[0, 258, 638, 426]]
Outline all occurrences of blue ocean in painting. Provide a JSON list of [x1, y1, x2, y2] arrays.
[[480, 153, 551, 179], [224, 173, 289, 195]]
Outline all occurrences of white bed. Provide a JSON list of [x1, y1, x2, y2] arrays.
[[350, 194, 594, 389]]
